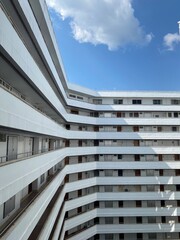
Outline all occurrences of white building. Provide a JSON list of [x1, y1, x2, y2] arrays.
[[1, 1, 180, 239]]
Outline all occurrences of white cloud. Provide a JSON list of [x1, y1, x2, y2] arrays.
[[46, 0, 152, 50], [163, 33, 180, 51]]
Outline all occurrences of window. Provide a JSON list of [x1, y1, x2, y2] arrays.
[[119, 201, 123, 207], [93, 99, 102, 104], [117, 112, 122, 117], [65, 157, 69, 165], [94, 217, 99, 224], [132, 99, 142, 104], [69, 94, 76, 98], [77, 96, 83, 100], [168, 112, 172, 117], [94, 112, 99, 117], [174, 112, 178, 118], [71, 109, 79, 115], [134, 140, 139, 146], [160, 185, 164, 191], [133, 126, 139, 132], [119, 217, 124, 224], [78, 156, 82, 163], [172, 126, 177, 132], [134, 112, 139, 117], [78, 189, 82, 197], [117, 126, 122, 132], [0, 133, 6, 142], [118, 154, 122, 159], [77, 207, 83, 215], [157, 127, 162, 132], [153, 99, 162, 105], [94, 234, 100, 240], [171, 99, 180, 105], [136, 201, 142, 207], [161, 200, 165, 207], [136, 217, 142, 223], [94, 170, 99, 177], [118, 170, 123, 176], [79, 140, 82, 146], [176, 185, 180, 191], [119, 233, 124, 239], [162, 216, 166, 223], [66, 124, 70, 130], [94, 201, 99, 208], [137, 233, 143, 240], [94, 155, 99, 161], [94, 140, 99, 146], [135, 170, 141, 176], [114, 99, 123, 104], [3, 195, 15, 218], [40, 174, 45, 184], [175, 154, 180, 160], [135, 155, 140, 161]]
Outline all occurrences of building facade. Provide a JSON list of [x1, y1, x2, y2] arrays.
[[1, 0, 180, 239]]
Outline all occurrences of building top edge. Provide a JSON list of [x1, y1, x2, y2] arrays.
[[68, 82, 180, 98]]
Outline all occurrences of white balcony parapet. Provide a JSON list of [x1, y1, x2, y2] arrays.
[[67, 223, 180, 240], [1, 147, 180, 204]]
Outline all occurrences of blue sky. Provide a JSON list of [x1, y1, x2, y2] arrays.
[[46, 0, 180, 91]]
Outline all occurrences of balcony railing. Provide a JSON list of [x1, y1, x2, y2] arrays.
[[0, 147, 63, 164], [0, 168, 62, 238]]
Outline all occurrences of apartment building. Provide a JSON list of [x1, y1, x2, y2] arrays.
[[1, 0, 180, 239]]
